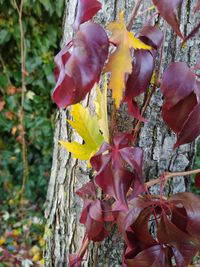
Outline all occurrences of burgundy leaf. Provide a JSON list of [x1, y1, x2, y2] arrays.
[[161, 62, 200, 147], [152, 0, 183, 38], [161, 62, 196, 109], [194, 0, 200, 12], [90, 134, 144, 209], [174, 103, 200, 147], [125, 26, 163, 119], [125, 245, 167, 267], [170, 192, 200, 242], [76, 180, 97, 199], [53, 22, 109, 108], [80, 199, 112, 241], [125, 50, 155, 99], [195, 173, 200, 188], [139, 25, 164, 50], [73, 0, 102, 30], [162, 92, 198, 134], [69, 255, 82, 267]]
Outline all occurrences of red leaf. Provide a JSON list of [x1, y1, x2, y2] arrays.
[[174, 103, 200, 147], [161, 62, 200, 147], [69, 255, 82, 267], [125, 245, 167, 267], [170, 192, 200, 242], [162, 92, 198, 134], [161, 62, 196, 109], [125, 26, 163, 119], [194, 0, 200, 12], [76, 181, 97, 199], [53, 22, 109, 108], [90, 134, 144, 209], [73, 0, 102, 30], [80, 199, 111, 241], [195, 173, 200, 188], [152, 0, 183, 38]]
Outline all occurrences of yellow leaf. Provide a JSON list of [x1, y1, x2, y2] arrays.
[[32, 252, 41, 263], [30, 245, 40, 256], [105, 11, 151, 108], [95, 77, 109, 143], [0, 237, 6, 246], [60, 104, 104, 162]]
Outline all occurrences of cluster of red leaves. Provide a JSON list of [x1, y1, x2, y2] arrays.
[[161, 62, 200, 147], [52, 0, 200, 266], [53, 0, 108, 108], [121, 193, 200, 266]]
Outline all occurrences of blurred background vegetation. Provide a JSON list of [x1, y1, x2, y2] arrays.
[[0, 0, 64, 265]]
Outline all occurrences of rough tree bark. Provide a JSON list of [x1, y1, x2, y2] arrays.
[[44, 0, 200, 266]]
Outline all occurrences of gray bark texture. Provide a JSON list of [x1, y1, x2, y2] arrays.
[[44, 0, 200, 266]]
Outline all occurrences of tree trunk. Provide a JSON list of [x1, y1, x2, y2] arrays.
[[44, 0, 199, 266]]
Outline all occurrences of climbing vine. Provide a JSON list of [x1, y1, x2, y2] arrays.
[[53, 0, 200, 266]]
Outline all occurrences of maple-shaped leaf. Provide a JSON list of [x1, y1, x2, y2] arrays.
[[152, 0, 183, 38], [73, 0, 102, 30], [90, 134, 144, 209], [60, 103, 104, 161], [94, 78, 109, 143], [125, 25, 163, 119], [161, 62, 200, 147], [104, 12, 151, 108], [53, 22, 109, 108]]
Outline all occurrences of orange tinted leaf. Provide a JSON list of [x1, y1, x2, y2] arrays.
[[105, 12, 151, 108]]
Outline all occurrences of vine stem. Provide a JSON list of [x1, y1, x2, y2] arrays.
[[77, 237, 90, 259], [146, 168, 200, 188], [12, 0, 29, 199], [127, 0, 143, 31]]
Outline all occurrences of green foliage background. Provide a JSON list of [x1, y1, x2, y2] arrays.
[[0, 0, 64, 203]]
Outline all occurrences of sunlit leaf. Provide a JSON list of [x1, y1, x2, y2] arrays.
[[60, 103, 104, 161], [104, 12, 151, 108], [94, 77, 109, 143]]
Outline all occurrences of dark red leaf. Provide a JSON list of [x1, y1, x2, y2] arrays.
[[125, 26, 163, 119], [195, 173, 200, 188], [90, 134, 144, 209], [53, 22, 109, 108], [125, 245, 167, 267], [73, 0, 102, 30], [162, 92, 198, 134], [170, 192, 200, 242], [174, 103, 200, 147], [79, 199, 112, 241], [69, 254, 82, 267], [152, 0, 183, 38], [76, 180, 97, 199], [194, 0, 200, 12], [161, 62, 196, 109], [139, 25, 164, 50], [161, 62, 200, 147]]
